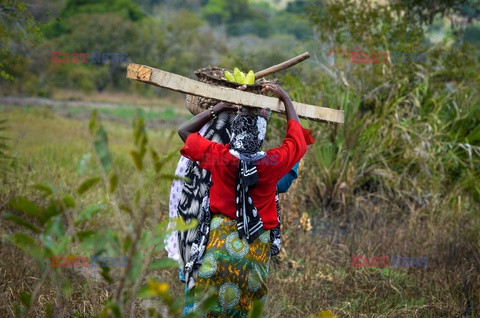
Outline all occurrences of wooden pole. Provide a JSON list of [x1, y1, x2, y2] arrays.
[[254, 52, 311, 79], [126, 63, 344, 124]]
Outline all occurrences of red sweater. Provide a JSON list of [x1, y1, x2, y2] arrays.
[[180, 120, 314, 229]]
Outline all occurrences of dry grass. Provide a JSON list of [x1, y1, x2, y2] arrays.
[[267, 160, 480, 317]]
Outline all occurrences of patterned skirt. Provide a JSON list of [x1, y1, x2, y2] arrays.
[[191, 213, 271, 317]]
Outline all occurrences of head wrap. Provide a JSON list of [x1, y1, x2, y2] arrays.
[[229, 107, 271, 155]]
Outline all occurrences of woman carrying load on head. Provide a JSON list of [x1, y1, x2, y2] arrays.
[[176, 83, 315, 317]]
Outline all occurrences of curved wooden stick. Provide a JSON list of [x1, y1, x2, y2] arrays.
[[254, 52, 310, 79]]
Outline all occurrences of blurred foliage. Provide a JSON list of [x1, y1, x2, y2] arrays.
[[2, 0, 480, 95], [393, 0, 480, 25], [42, 0, 144, 38], [0, 0, 42, 80], [1, 0, 316, 95], [0, 118, 11, 172], [201, 0, 251, 25]]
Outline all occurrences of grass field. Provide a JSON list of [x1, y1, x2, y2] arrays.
[[1, 104, 479, 317]]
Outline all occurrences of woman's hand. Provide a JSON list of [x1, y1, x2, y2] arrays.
[[213, 85, 246, 113], [262, 83, 299, 122], [213, 102, 241, 114], [178, 85, 245, 142], [261, 83, 288, 101]]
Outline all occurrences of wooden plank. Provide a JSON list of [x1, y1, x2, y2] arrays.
[[126, 63, 344, 124]]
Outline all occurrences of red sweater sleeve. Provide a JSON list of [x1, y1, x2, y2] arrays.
[[180, 133, 225, 171], [267, 120, 313, 180]]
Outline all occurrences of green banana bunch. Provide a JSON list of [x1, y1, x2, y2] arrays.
[[224, 67, 255, 85]]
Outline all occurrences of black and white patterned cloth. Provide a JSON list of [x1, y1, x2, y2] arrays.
[[178, 111, 234, 289], [229, 113, 269, 243], [270, 191, 282, 256], [183, 196, 212, 290], [235, 157, 265, 243]]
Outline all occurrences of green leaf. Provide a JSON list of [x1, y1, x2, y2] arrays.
[[247, 300, 265, 318], [141, 230, 153, 247], [173, 217, 198, 231], [50, 234, 71, 255], [135, 189, 141, 205], [76, 153, 92, 176], [33, 183, 55, 197], [100, 265, 113, 283], [119, 203, 132, 214], [104, 230, 122, 254], [14, 303, 26, 317], [147, 308, 158, 317], [77, 176, 101, 195], [137, 286, 157, 299], [158, 174, 190, 183], [94, 126, 113, 172], [99, 300, 122, 318], [75, 204, 105, 225], [19, 291, 32, 307], [41, 200, 64, 224], [99, 306, 110, 318], [138, 135, 148, 157], [10, 233, 43, 259], [466, 124, 480, 144], [43, 215, 65, 238], [62, 279, 73, 296], [89, 110, 98, 134], [150, 148, 161, 173], [152, 219, 170, 246], [2, 212, 40, 233], [245, 70, 255, 85], [62, 194, 75, 208], [109, 302, 122, 318], [78, 232, 105, 251], [137, 280, 170, 299], [234, 67, 244, 84], [149, 258, 179, 270], [224, 71, 235, 82], [314, 310, 338, 318], [130, 150, 143, 171], [153, 148, 181, 173], [75, 230, 96, 241], [8, 197, 41, 219], [129, 254, 143, 280], [109, 172, 118, 193], [195, 291, 218, 314], [45, 302, 54, 318], [123, 234, 132, 253], [133, 110, 147, 144]]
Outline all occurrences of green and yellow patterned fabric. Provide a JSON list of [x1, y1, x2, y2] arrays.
[[193, 214, 271, 317]]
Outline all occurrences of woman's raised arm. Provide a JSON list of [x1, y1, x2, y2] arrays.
[[261, 83, 300, 123], [178, 85, 247, 142], [177, 102, 240, 142]]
